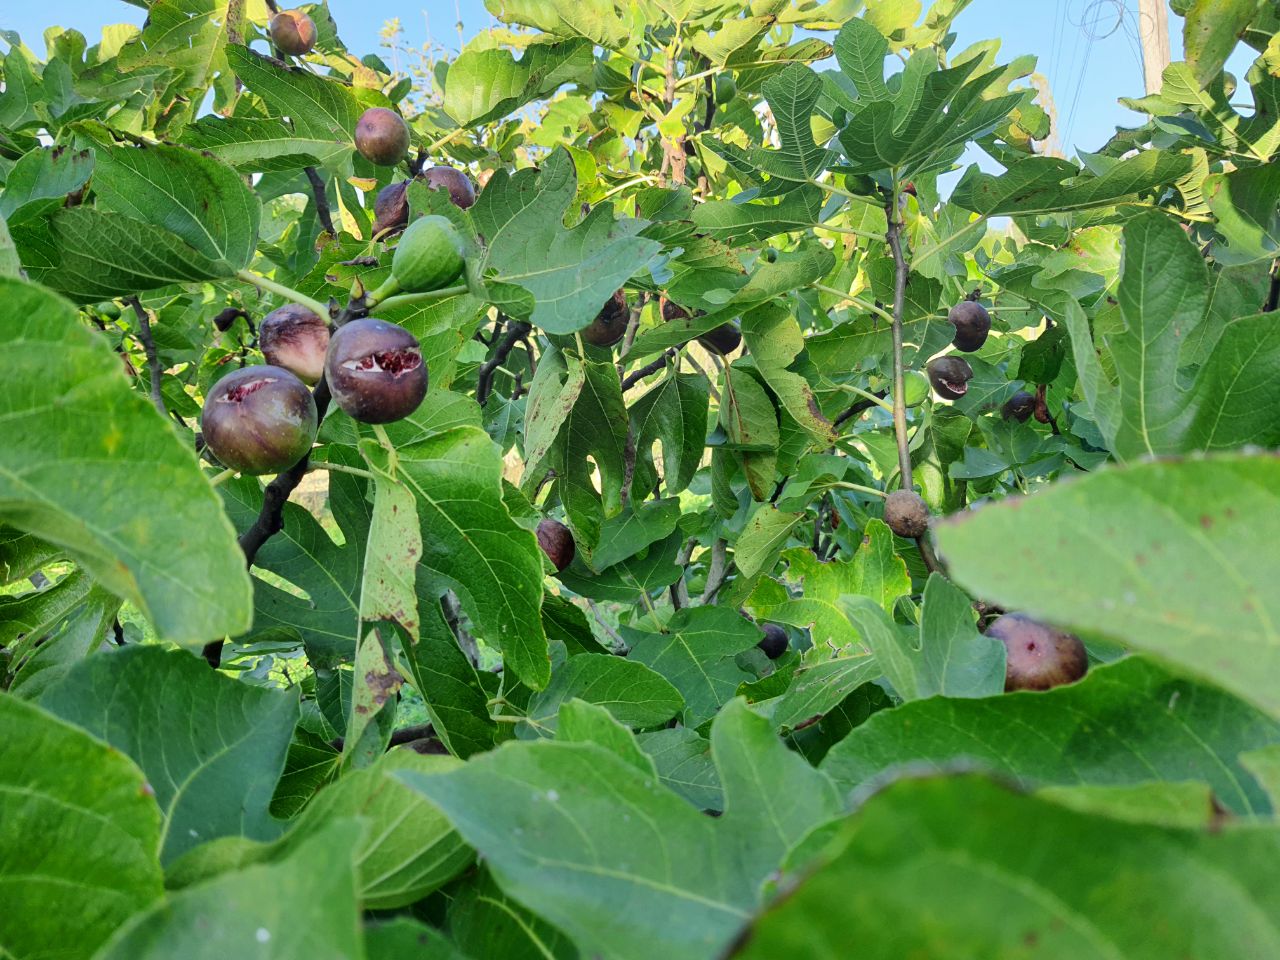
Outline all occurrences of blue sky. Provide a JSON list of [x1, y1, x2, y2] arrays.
[[0, 1, 1252, 157]]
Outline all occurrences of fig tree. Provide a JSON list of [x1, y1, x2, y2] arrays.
[[260, 303, 329, 385], [201, 365, 317, 475], [423, 165, 477, 209], [537, 518, 575, 572], [1001, 390, 1036, 422], [355, 107, 410, 167], [325, 318, 427, 423], [269, 9, 317, 56], [391, 214, 466, 292], [698, 322, 742, 355], [986, 613, 1088, 692], [757, 623, 788, 660], [883, 490, 929, 538], [371, 180, 410, 236], [582, 290, 628, 347], [927, 356, 973, 400], [948, 300, 991, 352]]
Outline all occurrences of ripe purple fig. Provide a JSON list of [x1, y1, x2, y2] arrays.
[[927, 356, 973, 400], [662, 299, 692, 322], [422, 166, 477, 210], [325, 318, 427, 424], [269, 9, 317, 56], [698, 322, 741, 355], [582, 290, 628, 347], [355, 108, 410, 167], [201, 365, 317, 475], [371, 180, 410, 236], [260, 304, 329, 385], [1001, 391, 1036, 422], [757, 623, 788, 660], [948, 300, 991, 352], [537, 519, 575, 573], [883, 490, 929, 538], [987, 613, 1088, 692]]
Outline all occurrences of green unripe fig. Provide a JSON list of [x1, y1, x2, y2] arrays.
[[899, 370, 929, 408], [830, 106, 848, 128], [95, 301, 122, 320], [201, 365, 317, 475], [269, 9, 317, 56], [714, 74, 737, 105], [391, 215, 466, 292], [355, 107, 410, 167]]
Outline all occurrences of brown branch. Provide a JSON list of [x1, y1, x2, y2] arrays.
[[1265, 259, 1279, 313], [304, 167, 337, 237], [476, 318, 532, 406], [621, 349, 677, 390], [126, 297, 166, 416], [833, 390, 886, 428], [699, 538, 728, 604], [330, 723, 436, 754]]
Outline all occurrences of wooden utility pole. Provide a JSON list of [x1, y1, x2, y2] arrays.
[[1137, 0, 1172, 94]]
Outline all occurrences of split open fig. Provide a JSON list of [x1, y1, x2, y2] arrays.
[[927, 356, 973, 400], [324, 318, 427, 424], [987, 613, 1088, 692]]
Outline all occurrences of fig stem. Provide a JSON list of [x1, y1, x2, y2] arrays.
[[812, 284, 895, 324], [308, 461, 378, 481], [235, 269, 330, 320], [819, 223, 884, 242], [208, 467, 237, 487], [832, 481, 888, 499], [371, 423, 399, 477], [369, 284, 468, 314], [835, 383, 894, 414]]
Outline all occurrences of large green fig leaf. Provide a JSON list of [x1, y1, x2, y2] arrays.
[[823, 656, 1280, 815], [0, 695, 163, 960], [0, 278, 252, 644], [445, 37, 592, 127], [730, 773, 1280, 959], [40, 646, 299, 864], [937, 454, 1280, 719]]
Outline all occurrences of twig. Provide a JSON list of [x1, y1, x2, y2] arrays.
[[833, 392, 885, 428], [235, 269, 330, 319], [476, 318, 532, 406], [699, 538, 728, 604], [621, 349, 677, 390], [587, 599, 627, 652], [1265, 259, 1279, 312], [618, 298, 642, 365], [670, 538, 695, 609], [126, 297, 166, 416], [330, 723, 435, 753], [886, 185, 937, 574], [305, 165, 336, 237], [681, 351, 720, 401]]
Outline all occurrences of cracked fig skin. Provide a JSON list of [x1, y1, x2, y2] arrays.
[[582, 290, 628, 347], [325, 319, 428, 424], [927, 356, 973, 400], [260, 304, 329, 385], [201, 365, 317, 475]]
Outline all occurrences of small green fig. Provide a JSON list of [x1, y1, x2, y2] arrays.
[[899, 370, 930, 408], [714, 74, 737, 105], [391, 214, 466, 292], [355, 107, 410, 167], [201, 365, 317, 475]]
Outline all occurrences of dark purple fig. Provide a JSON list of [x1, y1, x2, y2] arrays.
[[1001, 391, 1036, 423], [698, 322, 742, 355], [201, 365, 317, 475], [883, 490, 929, 538], [212, 307, 247, 332], [422, 166, 477, 209], [325, 318, 427, 423], [269, 9, 317, 56], [355, 108, 410, 167], [948, 300, 991, 352], [582, 290, 628, 347], [371, 180, 410, 236], [537, 518, 575, 573], [662, 299, 692, 322], [987, 613, 1088, 692], [260, 304, 329, 385], [757, 623, 788, 660], [927, 356, 973, 400]]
